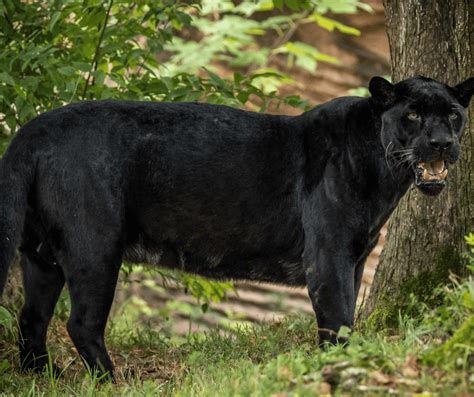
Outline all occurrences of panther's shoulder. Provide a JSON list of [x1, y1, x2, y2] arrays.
[[308, 96, 367, 119], [297, 96, 370, 136]]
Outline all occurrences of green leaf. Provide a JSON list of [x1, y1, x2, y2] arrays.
[[57, 66, 77, 76], [18, 102, 36, 122], [464, 233, 474, 247], [20, 76, 40, 91], [337, 325, 352, 339], [461, 291, 474, 310], [236, 91, 249, 104], [72, 62, 93, 72], [313, 52, 339, 64], [91, 70, 105, 85], [245, 28, 266, 35], [275, 41, 339, 72], [233, 72, 245, 84], [204, 68, 227, 89], [348, 86, 370, 97], [5, 115, 17, 133], [0, 358, 10, 374], [0, 306, 13, 329], [284, 95, 309, 109], [0, 72, 15, 86], [295, 55, 316, 73], [273, 0, 284, 10], [314, 0, 368, 14], [356, 2, 373, 13], [308, 14, 361, 36], [50, 11, 62, 31], [284, 0, 302, 10]]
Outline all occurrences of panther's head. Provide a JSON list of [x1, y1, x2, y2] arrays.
[[369, 76, 474, 196]]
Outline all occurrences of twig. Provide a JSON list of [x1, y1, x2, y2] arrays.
[[81, 0, 114, 99], [2, 1, 14, 30], [317, 327, 338, 336], [273, 11, 310, 51], [248, 10, 311, 73]]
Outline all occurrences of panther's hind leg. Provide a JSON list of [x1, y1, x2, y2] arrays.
[[19, 254, 65, 373]]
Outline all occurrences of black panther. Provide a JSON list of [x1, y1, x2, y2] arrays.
[[0, 76, 472, 377]]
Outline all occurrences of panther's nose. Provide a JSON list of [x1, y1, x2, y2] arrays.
[[429, 137, 453, 152]]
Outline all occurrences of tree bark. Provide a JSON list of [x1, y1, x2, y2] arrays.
[[364, 0, 473, 327]]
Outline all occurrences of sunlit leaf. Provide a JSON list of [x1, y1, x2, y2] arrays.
[[308, 13, 361, 36]]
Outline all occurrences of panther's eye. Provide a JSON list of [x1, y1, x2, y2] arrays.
[[448, 112, 458, 120], [407, 112, 420, 121]]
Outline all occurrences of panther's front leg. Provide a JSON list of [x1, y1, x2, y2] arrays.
[[304, 242, 357, 345]]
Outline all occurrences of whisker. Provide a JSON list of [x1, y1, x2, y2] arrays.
[[452, 103, 465, 112], [397, 152, 414, 159], [407, 158, 418, 168], [391, 145, 416, 150], [390, 147, 416, 154], [383, 143, 420, 178], [394, 157, 415, 170], [384, 141, 394, 176], [393, 149, 415, 163]]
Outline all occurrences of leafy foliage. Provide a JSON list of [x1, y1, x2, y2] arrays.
[[0, 0, 305, 150], [166, 0, 370, 81], [0, 0, 371, 138], [420, 233, 474, 368], [464, 232, 474, 272], [121, 264, 234, 313]]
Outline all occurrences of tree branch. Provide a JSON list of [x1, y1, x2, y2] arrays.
[[247, 10, 310, 73], [81, 0, 114, 100]]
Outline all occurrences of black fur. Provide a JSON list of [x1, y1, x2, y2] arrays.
[[0, 76, 472, 377]]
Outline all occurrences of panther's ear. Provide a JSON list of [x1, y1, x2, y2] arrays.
[[369, 76, 395, 108], [452, 77, 474, 107]]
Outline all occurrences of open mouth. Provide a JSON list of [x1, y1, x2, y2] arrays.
[[416, 160, 448, 182], [414, 160, 448, 196]]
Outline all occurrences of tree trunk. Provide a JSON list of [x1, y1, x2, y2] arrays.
[[364, 0, 473, 328]]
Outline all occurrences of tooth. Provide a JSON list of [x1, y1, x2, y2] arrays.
[[423, 168, 432, 180], [423, 167, 448, 181], [430, 160, 445, 175]]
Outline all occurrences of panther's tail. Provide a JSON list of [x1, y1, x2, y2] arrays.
[[0, 133, 36, 299]]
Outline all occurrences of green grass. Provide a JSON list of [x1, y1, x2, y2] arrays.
[[0, 306, 473, 396], [1, 246, 473, 396]]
